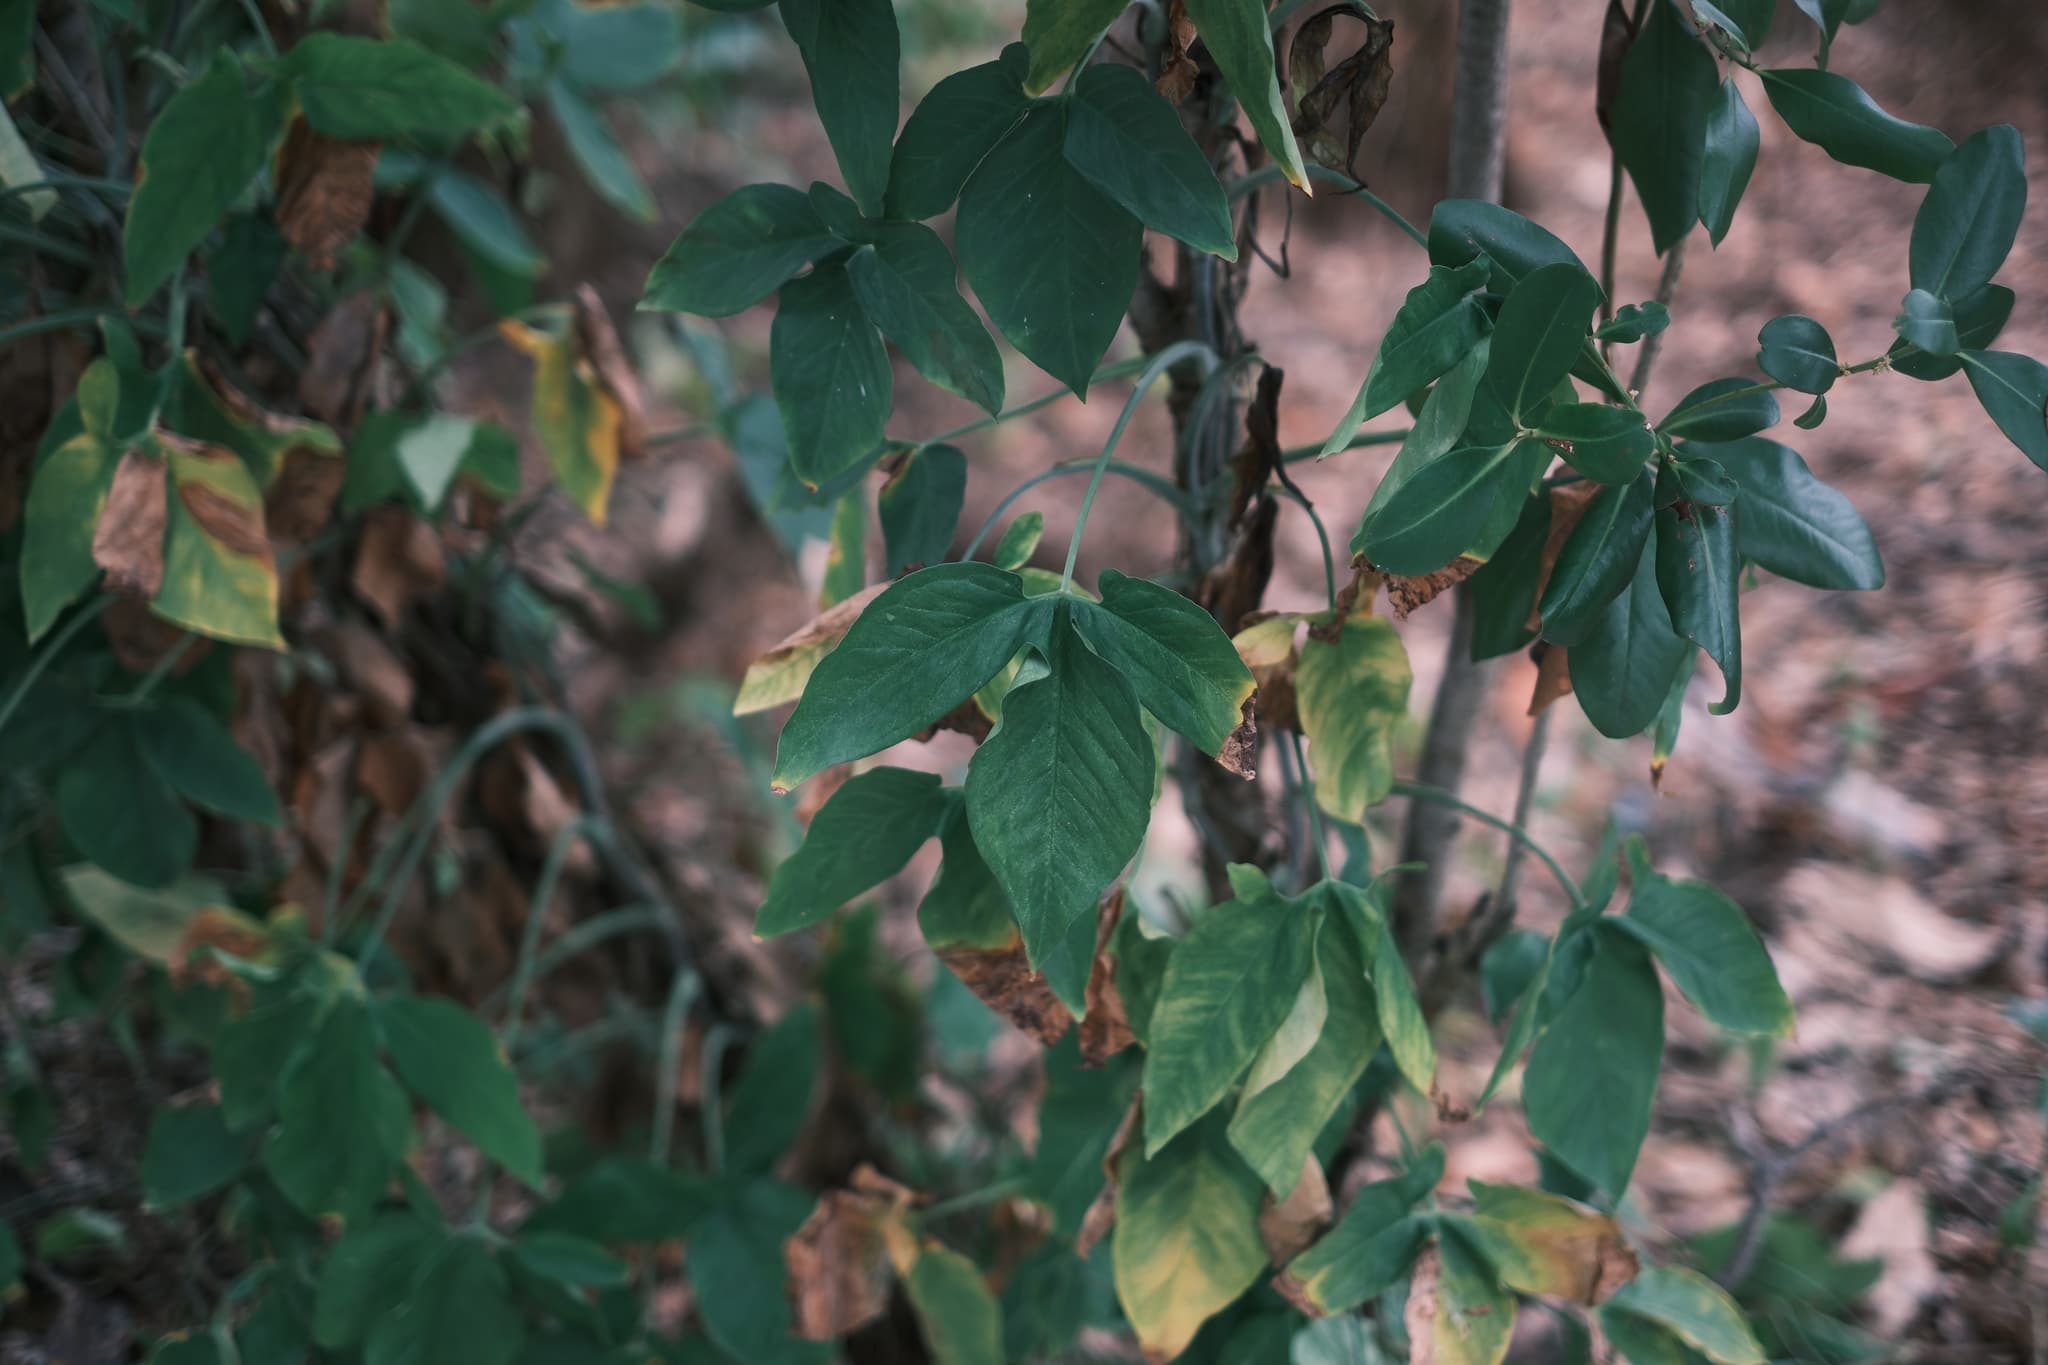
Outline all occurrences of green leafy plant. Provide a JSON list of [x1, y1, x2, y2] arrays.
[[3, 0, 2043, 1361]]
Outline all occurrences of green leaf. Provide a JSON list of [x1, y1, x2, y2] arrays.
[[134, 696, 280, 827], [1651, 649, 1695, 785], [1362, 342, 1490, 526], [1143, 891, 1317, 1154], [1654, 502, 1740, 715], [521, 1157, 713, 1243], [722, 1001, 822, 1179], [993, 511, 1046, 571], [1296, 614, 1412, 821], [1889, 283, 2013, 381], [1488, 262, 1602, 423], [263, 998, 411, 1223], [1535, 404, 1655, 484], [686, 1180, 828, 1365], [379, 994, 543, 1188], [1691, 437, 1882, 589], [779, 0, 898, 217], [20, 428, 122, 641], [641, 184, 839, 317], [1029, 1035, 1141, 1235], [758, 768, 950, 935], [1665, 455, 1738, 508], [509, 1231, 630, 1289], [1603, 1266, 1765, 1364], [771, 258, 893, 488], [315, 1215, 446, 1348], [1598, 1307, 1710, 1365], [1572, 538, 1690, 739], [1467, 491, 1550, 660], [1278, 1148, 1441, 1313], [282, 33, 519, 140], [1788, 0, 1854, 65], [1324, 257, 1493, 453], [214, 989, 326, 1131], [1699, 78, 1759, 246], [966, 611, 1154, 1008], [1427, 200, 1585, 293], [1540, 471, 1656, 646], [1357, 439, 1531, 575], [958, 104, 1142, 397], [546, 80, 654, 222], [1959, 350, 2048, 472], [1113, 1109, 1270, 1363], [1427, 1226, 1518, 1365], [1183, 0, 1309, 191], [142, 1103, 248, 1207], [1755, 314, 1839, 394], [1523, 925, 1663, 1199], [1614, 853, 1792, 1037], [124, 53, 281, 305], [1659, 378, 1780, 441], [1910, 124, 2027, 301], [886, 45, 1030, 219], [848, 223, 1005, 416], [1021, 0, 1126, 91], [1227, 892, 1380, 1197], [1357, 889, 1434, 1094], [1068, 570, 1256, 762], [59, 725, 198, 889], [1759, 67, 1953, 184], [419, 168, 544, 279], [878, 444, 967, 575], [1609, 0, 1718, 253], [906, 1247, 1005, 1365], [774, 563, 1049, 790], [1595, 301, 1671, 345], [365, 1237, 526, 1365], [1064, 63, 1235, 259], [1893, 288, 1957, 355], [821, 486, 867, 609]]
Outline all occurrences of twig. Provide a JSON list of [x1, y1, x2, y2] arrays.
[[1628, 234, 1691, 399], [1493, 706, 1554, 913]]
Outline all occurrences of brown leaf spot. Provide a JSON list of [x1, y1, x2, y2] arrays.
[[1074, 1097, 1141, 1259], [1385, 555, 1482, 620], [937, 934, 1073, 1047], [1079, 887, 1136, 1065], [784, 1166, 917, 1341], [1216, 694, 1259, 780], [179, 479, 273, 560], [274, 118, 379, 271], [92, 450, 168, 598], [1528, 641, 1574, 717], [572, 284, 648, 461], [1258, 1158, 1333, 1266], [1405, 1241, 1443, 1365]]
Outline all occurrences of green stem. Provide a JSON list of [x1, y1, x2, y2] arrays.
[[1388, 779, 1586, 910], [97, 634, 199, 709], [0, 309, 162, 348], [648, 971, 702, 1165], [1227, 164, 1430, 250], [1282, 427, 1409, 462], [919, 1177, 1030, 1223], [1288, 730, 1333, 880], [697, 1022, 737, 1176], [0, 174, 130, 202], [924, 353, 1157, 447], [1676, 354, 1891, 418], [1061, 340, 1216, 593], [1272, 483, 1337, 614], [959, 458, 1191, 563], [481, 905, 669, 1013], [500, 818, 601, 1054], [0, 595, 112, 739]]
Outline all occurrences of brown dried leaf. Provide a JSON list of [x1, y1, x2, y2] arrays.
[[1074, 1097, 1142, 1259], [266, 444, 347, 546], [1258, 1158, 1333, 1265], [938, 933, 1074, 1047], [1526, 481, 1602, 631], [299, 289, 389, 428], [1385, 555, 1481, 620], [274, 117, 379, 270], [92, 449, 168, 598], [1217, 695, 1259, 781], [785, 1165, 918, 1341], [1079, 888, 1136, 1065], [102, 596, 208, 674], [351, 505, 444, 626], [179, 479, 273, 559], [1528, 641, 1574, 717], [1405, 1241, 1443, 1365], [1597, 0, 1634, 133], [1226, 367, 1285, 533], [1289, 9, 1395, 177], [573, 284, 648, 461], [169, 906, 277, 995], [1155, 0, 1197, 103], [1199, 497, 1277, 636]]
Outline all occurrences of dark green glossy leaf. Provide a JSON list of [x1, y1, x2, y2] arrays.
[[1610, 0, 1718, 253], [315, 1215, 444, 1349], [1068, 570, 1255, 761], [1759, 68, 1953, 183], [1666, 456, 1738, 507], [1793, 394, 1828, 429], [1756, 313, 1839, 394], [143, 1103, 248, 1206], [641, 184, 839, 318], [757, 767, 950, 935], [773, 564, 1051, 790], [722, 1002, 822, 1179], [1615, 845, 1792, 1037], [1323, 256, 1492, 452], [1361, 341, 1489, 525], [281, 33, 520, 141], [779, 0, 898, 217], [958, 104, 1142, 397], [686, 1181, 829, 1365], [1487, 262, 1602, 423], [848, 222, 1005, 415], [878, 444, 967, 574], [1699, 78, 1760, 246], [1536, 403, 1655, 484], [125, 53, 282, 305], [770, 258, 893, 488], [1523, 924, 1663, 1200], [58, 724, 198, 890], [1570, 539, 1689, 739], [1689, 437, 1882, 589], [1065, 63, 1235, 259], [1143, 890, 1317, 1155], [1357, 439, 1530, 575], [1427, 199, 1584, 292], [134, 697, 280, 827], [1020, 0, 1127, 92], [1183, 0, 1308, 190], [1595, 301, 1671, 344], [1910, 124, 2027, 301], [1655, 503, 1741, 715], [1659, 378, 1781, 440], [1960, 349, 2048, 471], [966, 612, 1154, 1008], [1540, 470, 1656, 645], [1467, 490, 1550, 660], [263, 999, 410, 1223], [380, 994, 544, 1188], [1894, 288, 1956, 355], [886, 45, 1030, 220], [1889, 283, 2013, 381], [364, 1236, 526, 1365]]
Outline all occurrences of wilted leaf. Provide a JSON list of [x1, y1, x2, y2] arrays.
[[501, 312, 628, 523], [1528, 642, 1574, 716], [1080, 887, 1137, 1065], [153, 434, 283, 649], [351, 505, 445, 627], [572, 283, 648, 460], [1385, 555, 1481, 620], [1287, 7, 1395, 178], [1460, 1181, 1638, 1305], [1257, 1156, 1332, 1265], [734, 583, 888, 716], [299, 290, 389, 427], [92, 449, 168, 598], [785, 1166, 918, 1341], [274, 116, 378, 270]]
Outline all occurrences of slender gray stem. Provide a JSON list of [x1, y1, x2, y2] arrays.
[[1628, 233, 1691, 399], [1446, 0, 1514, 203], [1493, 707, 1553, 910]]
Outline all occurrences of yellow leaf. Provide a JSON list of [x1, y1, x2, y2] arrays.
[[501, 317, 623, 524]]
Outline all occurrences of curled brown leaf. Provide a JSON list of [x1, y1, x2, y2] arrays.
[[1074, 1096, 1141, 1259], [937, 933, 1073, 1047], [1385, 555, 1482, 620], [299, 290, 389, 428], [573, 284, 648, 461], [274, 117, 379, 271], [1528, 640, 1574, 717], [1079, 887, 1136, 1065], [785, 1166, 918, 1341]]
